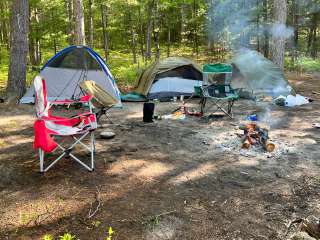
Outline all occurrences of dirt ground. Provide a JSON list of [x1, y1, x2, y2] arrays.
[[0, 73, 320, 240]]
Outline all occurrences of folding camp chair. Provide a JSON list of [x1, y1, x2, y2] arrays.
[[80, 80, 119, 123], [199, 85, 239, 118], [33, 75, 97, 172], [199, 64, 239, 119]]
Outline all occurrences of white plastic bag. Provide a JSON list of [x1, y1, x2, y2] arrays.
[[285, 94, 309, 107]]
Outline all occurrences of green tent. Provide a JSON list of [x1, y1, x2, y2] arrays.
[[122, 57, 203, 101]]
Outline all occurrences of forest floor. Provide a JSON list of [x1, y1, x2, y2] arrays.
[[0, 72, 320, 240]]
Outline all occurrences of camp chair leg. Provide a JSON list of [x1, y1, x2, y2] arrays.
[[104, 114, 113, 124], [90, 131, 95, 171], [227, 100, 235, 118], [69, 153, 93, 171], [43, 150, 66, 172], [200, 97, 207, 114], [96, 108, 113, 125], [201, 98, 234, 119], [39, 132, 95, 172], [39, 149, 44, 173], [215, 100, 233, 119]]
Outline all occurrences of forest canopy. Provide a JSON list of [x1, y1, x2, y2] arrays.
[[0, 0, 319, 100]]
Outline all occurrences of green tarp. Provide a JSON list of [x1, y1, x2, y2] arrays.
[[121, 92, 147, 102], [203, 63, 232, 73]]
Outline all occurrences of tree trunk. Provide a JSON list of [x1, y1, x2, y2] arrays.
[[29, 7, 36, 65], [193, 0, 199, 57], [167, 27, 171, 57], [207, 0, 215, 56], [29, 7, 41, 66], [0, 0, 10, 48], [309, 13, 319, 59], [154, 30, 160, 60], [101, 4, 108, 60], [271, 0, 287, 69], [153, 0, 160, 60], [146, 0, 154, 60], [131, 30, 137, 64], [74, 0, 86, 45], [256, 0, 260, 52], [51, 10, 57, 54], [88, 0, 94, 47], [66, 0, 74, 44], [35, 11, 41, 64], [239, 0, 249, 47], [180, 3, 187, 45], [263, 0, 269, 58], [291, 0, 298, 64], [293, 0, 299, 47], [6, 0, 29, 102], [311, 27, 318, 59], [138, 5, 145, 61], [128, 9, 137, 64]]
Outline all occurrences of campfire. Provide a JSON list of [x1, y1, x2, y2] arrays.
[[240, 123, 275, 152]]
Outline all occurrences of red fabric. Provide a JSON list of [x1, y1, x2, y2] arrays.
[[42, 115, 81, 127], [79, 95, 92, 102], [33, 120, 58, 153], [41, 112, 95, 127], [42, 79, 48, 109], [51, 99, 74, 104], [33, 77, 96, 152]]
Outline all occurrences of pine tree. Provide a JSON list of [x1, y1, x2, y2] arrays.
[[6, 0, 29, 102], [271, 0, 287, 68]]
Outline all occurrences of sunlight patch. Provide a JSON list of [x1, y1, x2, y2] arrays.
[[237, 158, 259, 166], [169, 162, 217, 185], [137, 162, 173, 179]]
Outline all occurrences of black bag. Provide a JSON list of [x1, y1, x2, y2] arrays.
[[143, 102, 155, 123]]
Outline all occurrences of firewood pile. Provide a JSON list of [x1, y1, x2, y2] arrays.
[[239, 123, 275, 152]]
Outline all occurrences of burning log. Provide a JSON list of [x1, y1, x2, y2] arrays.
[[239, 123, 275, 152]]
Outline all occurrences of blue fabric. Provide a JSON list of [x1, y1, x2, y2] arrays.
[[41, 45, 76, 71], [40, 45, 122, 104]]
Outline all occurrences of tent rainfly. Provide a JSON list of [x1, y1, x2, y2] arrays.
[[20, 45, 121, 105], [122, 57, 203, 101]]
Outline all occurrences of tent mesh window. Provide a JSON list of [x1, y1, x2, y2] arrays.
[[155, 66, 202, 82], [47, 48, 101, 70]]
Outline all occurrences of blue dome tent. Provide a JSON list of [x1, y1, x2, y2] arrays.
[[20, 45, 121, 106]]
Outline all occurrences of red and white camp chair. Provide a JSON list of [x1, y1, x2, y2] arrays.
[[33, 75, 97, 172]]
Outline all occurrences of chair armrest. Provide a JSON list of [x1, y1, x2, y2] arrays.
[[50, 95, 93, 105], [41, 112, 94, 121]]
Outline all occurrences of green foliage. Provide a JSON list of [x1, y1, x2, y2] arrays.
[[0, 52, 8, 95], [42, 234, 54, 240], [104, 226, 114, 240], [0, 0, 319, 98], [41, 232, 77, 240], [59, 233, 76, 240], [295, 57, 320, 72], [285, 56, 320, 72]]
